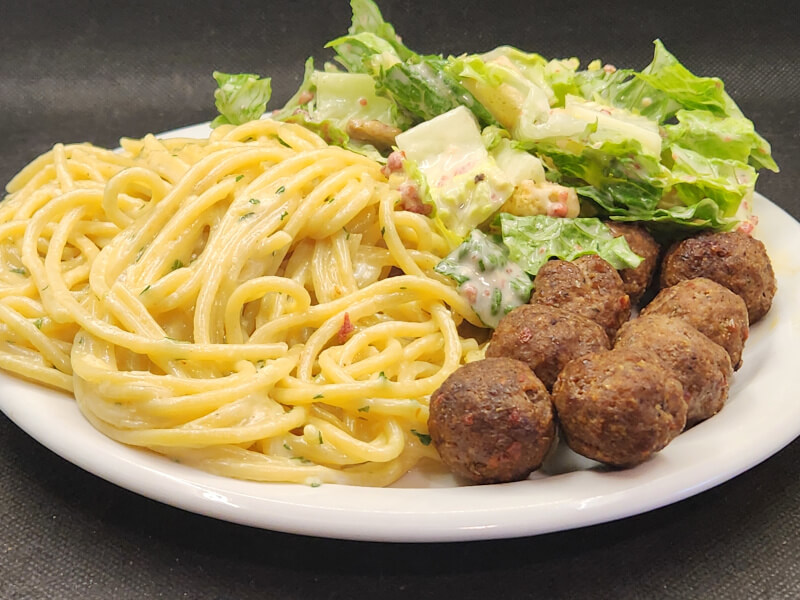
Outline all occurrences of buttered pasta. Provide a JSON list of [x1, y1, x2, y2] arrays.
[[0, 119, 486, 487]]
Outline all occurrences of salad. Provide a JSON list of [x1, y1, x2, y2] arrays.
[[210, 0, 777, 327]]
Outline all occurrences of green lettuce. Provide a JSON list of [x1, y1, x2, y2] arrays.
[[270, 57, 410, 159], [493, 214, 642, 276], [211, 71, 272, 127], [326, 2, 495, 126]]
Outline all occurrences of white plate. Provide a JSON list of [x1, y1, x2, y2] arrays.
[[1, 125, 799, 542]]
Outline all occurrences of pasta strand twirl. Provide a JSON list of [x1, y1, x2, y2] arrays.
[[0, 119, 484, 486]]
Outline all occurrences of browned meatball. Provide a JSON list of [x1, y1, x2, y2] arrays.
[[552, 348, 686, 468], [606, 221, 661, 306], [428, 358, 555, 484], [642, 277, 749, 370], [486, 304, 610, 391], [660, 231, 776, 323], [531, 254, 631, 339], [614, 315, 733, 427]]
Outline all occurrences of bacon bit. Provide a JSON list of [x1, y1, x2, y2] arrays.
[[399, 182, 432, 215], [358, 97, 368, 106], [737, 220, 755, 235], [298, 90, 314, 105], [338, 312, 354, 344], [518, 327, 533, 343], [381, 150, 405, 177], [463, 413, 474, 426], [462, 284, 478, 303], [547, 202, 568, 218]]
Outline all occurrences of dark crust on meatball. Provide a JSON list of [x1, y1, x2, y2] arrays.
[[606, 221, 661, 306], [428, 358, 555, 484], [486, 304, 610, 391], [551, 348, 686, 468], [614, 314, 733, 427], [660, 231, 776, 323], [642, 277, 749, 370], [531, 255, 631, 339]]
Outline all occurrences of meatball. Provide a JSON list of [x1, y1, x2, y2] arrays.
[[531, 254, 631, 339], [606, 221, 661, 305], [642, 277, 749, 370], [660, 231, 776, 323], [486, 303, 610, 391], [552, 348, 686, 468], [428, 358, 555, 484], [614, 315, 733, 427]]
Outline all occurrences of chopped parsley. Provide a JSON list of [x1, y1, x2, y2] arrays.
[[139, 284, 151, 295], [313, 393, 324, 399], [249, 197, 260, 204], [276, 185, 286, 194], [410, 429, 432, 446], [33, 318, 43, 330], [170, 259, 184, 271], [235, 174, 244, 182], [357, 405, 370, 413], [239, 212, 256, 221], [280, 210, 289, 221], [10, 267, 27, 275]]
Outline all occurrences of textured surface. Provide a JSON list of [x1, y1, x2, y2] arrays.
[[1, 0, 798, 598]]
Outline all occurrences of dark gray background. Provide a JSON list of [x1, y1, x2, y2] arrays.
[[1, 1, 798, 598]]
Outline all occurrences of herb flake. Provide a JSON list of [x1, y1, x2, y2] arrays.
[[410, 429, 432, 446]]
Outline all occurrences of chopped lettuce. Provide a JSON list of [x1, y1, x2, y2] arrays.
[[207, 0, 777, 234], [270, 57, 410, 158], [434, 230, 532, 328], [327, 2, 495, 125], [494, 214, 642, 276], [665, 109, 775, 169], [446, 51, 551, 133], [394, 107, 513, 243], [211, 72, 272, 127]]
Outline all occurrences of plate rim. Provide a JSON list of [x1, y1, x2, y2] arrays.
[[1, 125, 799, 542]]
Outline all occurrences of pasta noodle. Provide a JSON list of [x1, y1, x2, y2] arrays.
[[0, 119, 486, 487]]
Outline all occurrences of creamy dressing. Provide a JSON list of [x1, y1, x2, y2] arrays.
[[434, 230, 532, 328]]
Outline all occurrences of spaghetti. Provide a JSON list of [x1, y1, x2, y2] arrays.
[[0, 119, 485, 486]]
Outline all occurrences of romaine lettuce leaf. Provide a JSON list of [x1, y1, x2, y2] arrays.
[[211, 71, 272, 127], [494, 214, 642, 276], [346, 0, 414, 60]]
